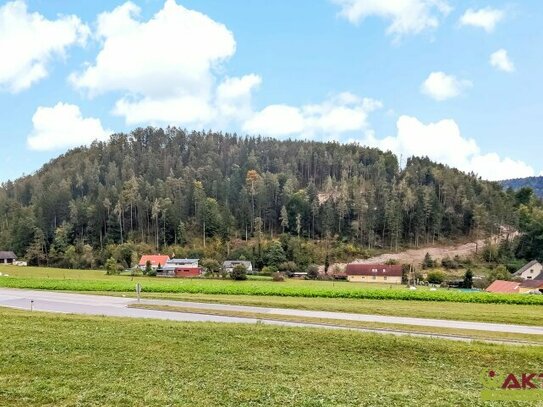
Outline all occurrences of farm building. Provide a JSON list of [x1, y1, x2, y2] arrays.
[[138, 255, 170, 270], [518, 279, 543, 294], [223, 260, 253, 273], [345, 264, 402, 284], [0, 251, 16, 265], [485, 280, 521, 294], [513, 260, 543, 280], [157, 258, 201, 277]]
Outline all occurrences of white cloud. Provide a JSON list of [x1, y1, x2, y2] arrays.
[[459, 7, 504, 32], [0, 0, 89, 93], [420, 71, 472, 101], [27, 103, 111, 151], [243, 93, 382, 138], [70, 0, 254, 128], [363, 115, 534, 181], [490, 49, 515, 72], [332, 0, 451, 36]]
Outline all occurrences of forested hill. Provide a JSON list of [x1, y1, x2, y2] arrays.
[[0, 128, 519, 263], [501, 177, 543, 198]]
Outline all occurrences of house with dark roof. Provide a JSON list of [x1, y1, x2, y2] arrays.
[[0, 251, 17, 265], [345, 263, 403, 284], [519, 280, 543, 294], [513, 260, 543, 280]]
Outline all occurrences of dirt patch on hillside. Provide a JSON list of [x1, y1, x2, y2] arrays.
[[332, 229, 518, 270]]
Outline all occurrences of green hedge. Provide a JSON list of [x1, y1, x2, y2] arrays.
[[1, 277, 543, 305]]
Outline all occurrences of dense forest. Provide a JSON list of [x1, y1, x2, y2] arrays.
[[0, 127, 541, 269], [502, 176, 543, 198]]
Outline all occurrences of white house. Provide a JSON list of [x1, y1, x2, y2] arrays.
[[513, 260, 543, 280], [223, 260, 253, 273]]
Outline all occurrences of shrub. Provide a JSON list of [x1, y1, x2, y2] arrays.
[[200, 258, 222, 276], [261, 265, 278, 276], [422, 253, 435, 269], [426, 271, 445, 285], [231, 264, 248, 281], [462, 269, 474, 289], [488, 265, 510, 283], [144, 260, 152, 276], [306, 264, 319, 280], [277, 261, 298, 275], [272, 272, 285, 282], [105, 257, 118, 275]]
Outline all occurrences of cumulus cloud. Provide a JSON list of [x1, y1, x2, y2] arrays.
[[243, 93, 382, 138], [0, 0, 89, 92], [490, 49, 515, 72], [420, 71, 472, 101], [70, 0, 260, 128], [332, 0, 451, 37], [363, 115, 534, 181], [27, 103, 111, 151], [459, 7, 504, 32]]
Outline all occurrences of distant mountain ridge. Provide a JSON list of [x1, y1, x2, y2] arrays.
[[501, 176, 543, 198]]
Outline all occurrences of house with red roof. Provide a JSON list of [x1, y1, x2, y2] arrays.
[[345, 263, 403, 284], [138, 254, 170, 270], [485, 280, 520, 294]]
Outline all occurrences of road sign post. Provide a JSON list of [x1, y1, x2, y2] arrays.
[[136, 283, 141, 302]]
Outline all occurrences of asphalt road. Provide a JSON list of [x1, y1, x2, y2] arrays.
[[1, 288, 542, 343]]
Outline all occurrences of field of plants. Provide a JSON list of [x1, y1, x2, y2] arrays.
[[1, 266, 542, 305]]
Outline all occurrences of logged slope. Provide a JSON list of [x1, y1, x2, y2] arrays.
[[0, 128, 518, 266]]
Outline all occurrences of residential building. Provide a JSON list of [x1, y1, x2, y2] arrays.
[[223, 260, 253, 273], [345, 263, 403, 284], [513, 260, 543, 280], [0, 251, 17, 265], [138, 255, 170, 270]]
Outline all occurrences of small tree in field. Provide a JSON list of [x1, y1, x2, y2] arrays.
[[463, 269, 474, 289], [231, 264, 248, 280], [144, 260, 152, 276], [105, 257, 118, 275], [422, 253, 435, 269]]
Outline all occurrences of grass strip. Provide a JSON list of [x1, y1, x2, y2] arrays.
[[129, 303, 543, 346]]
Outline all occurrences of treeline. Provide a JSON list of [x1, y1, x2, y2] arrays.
[[0, 127, 527, 267]]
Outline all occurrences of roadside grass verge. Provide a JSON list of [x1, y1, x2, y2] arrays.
[[1, 307, 542, 406], [107, 291, 543, 326], [129, 303, 543, 345]]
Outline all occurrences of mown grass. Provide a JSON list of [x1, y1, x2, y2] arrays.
[[130, 303, 543, 345], [117, 292, 543, 326], [1, 307, 542, 406]]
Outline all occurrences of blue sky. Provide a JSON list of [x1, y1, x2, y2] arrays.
[[1, 0, 542, 182]]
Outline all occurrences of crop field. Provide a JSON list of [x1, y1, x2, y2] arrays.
[[1, 265, 542, 305], [1, 307, 542, 406]]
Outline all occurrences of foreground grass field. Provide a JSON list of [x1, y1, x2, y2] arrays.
[[1, 308, 542, 406], [2, 266, 542, 305]]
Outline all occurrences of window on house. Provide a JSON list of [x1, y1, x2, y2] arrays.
[[372, 275, 376, 280], [384, 276, 387, 280]]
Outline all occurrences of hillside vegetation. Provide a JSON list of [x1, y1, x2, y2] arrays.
[[502, 176, 543, 198], [0, 128, 541, 269]]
